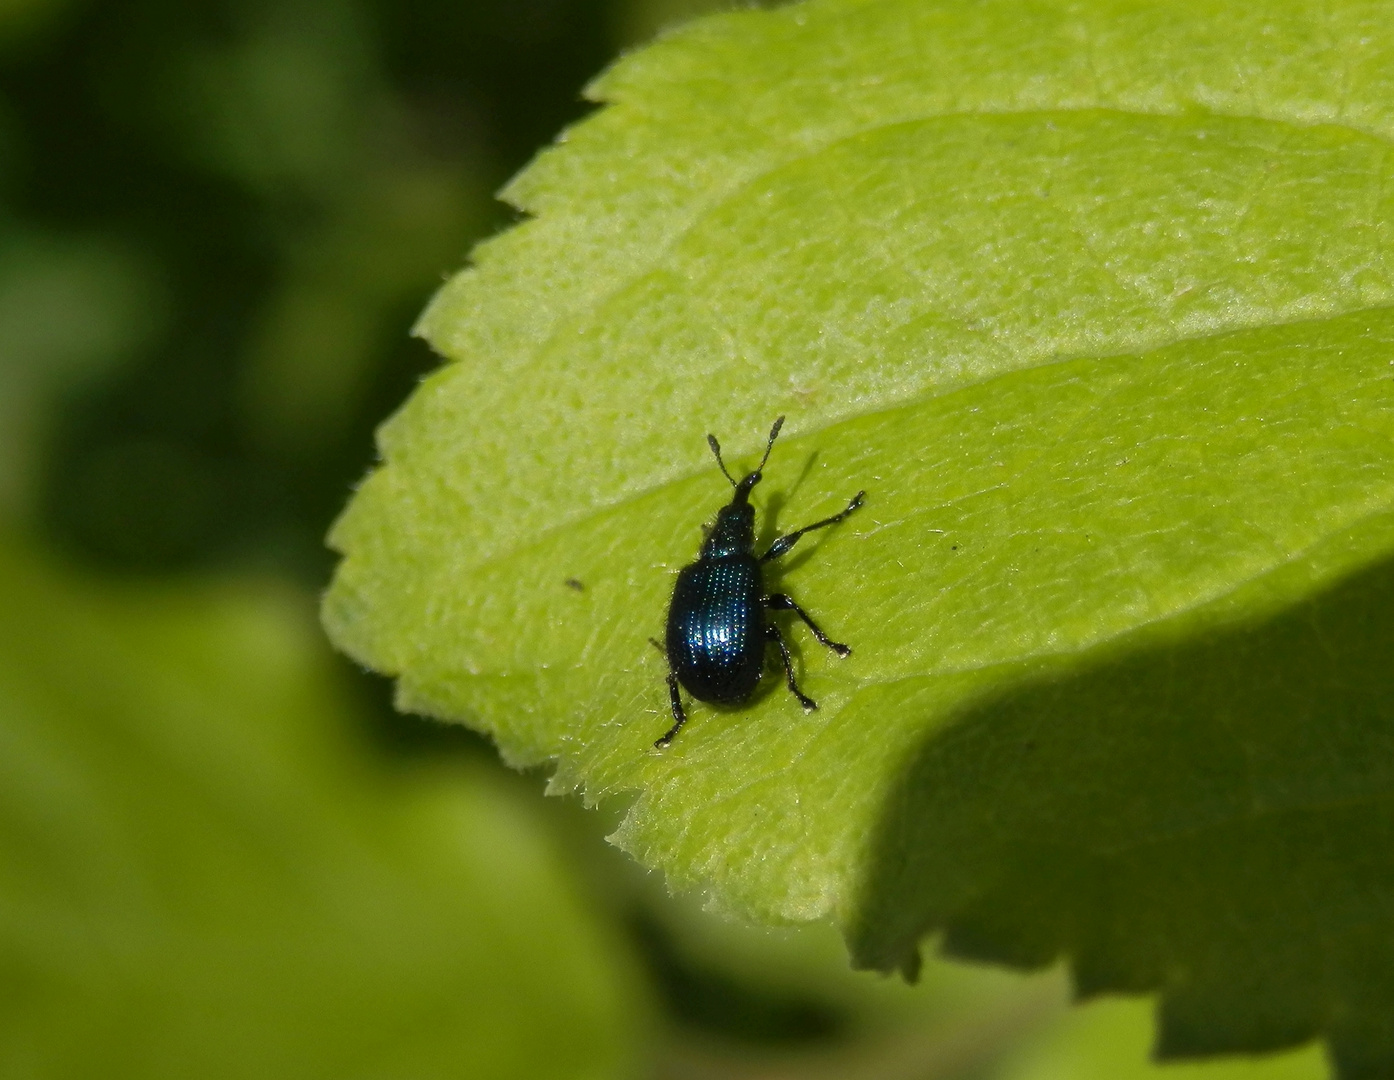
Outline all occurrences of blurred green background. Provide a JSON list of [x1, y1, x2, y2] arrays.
[[0, 0, 1333, 1076]]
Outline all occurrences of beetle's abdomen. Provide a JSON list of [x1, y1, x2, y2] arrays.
[[666, 556, 765, 704]]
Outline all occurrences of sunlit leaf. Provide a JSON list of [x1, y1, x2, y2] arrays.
[[323, 0, 1394, 1071]]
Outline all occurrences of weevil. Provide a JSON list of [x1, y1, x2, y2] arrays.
[[655, 416, 864, 748]]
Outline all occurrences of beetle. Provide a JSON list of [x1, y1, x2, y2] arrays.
[[655, 415, 865, 748]]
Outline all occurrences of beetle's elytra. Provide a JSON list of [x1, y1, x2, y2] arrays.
[[655, 416, 864, 748]]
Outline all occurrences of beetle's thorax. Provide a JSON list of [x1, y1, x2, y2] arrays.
[[700, 472, 759, 559]]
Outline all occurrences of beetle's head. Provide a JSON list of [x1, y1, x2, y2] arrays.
[[703, 499, 756, 559]]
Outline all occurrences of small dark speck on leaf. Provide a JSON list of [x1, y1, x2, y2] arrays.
[[565, 578, 585, 592]]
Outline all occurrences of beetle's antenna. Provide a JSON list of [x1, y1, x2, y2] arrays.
[[709, 416, 785, 488], [757, 416, 785, 473], [707, 434, 737, 487]]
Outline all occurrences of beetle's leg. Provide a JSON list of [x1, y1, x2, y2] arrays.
[[764, 593, 851, 657], [760, 490, 865, 562], [655, 670, 687, 748], [767, 624, 817, 710], [649, 638, 687, 748]]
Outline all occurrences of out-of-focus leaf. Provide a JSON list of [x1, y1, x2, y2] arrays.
[[639, 912, 1329, 1080], [0, 233, 165, 518], [642, 903, 1073, 1078], [322, 0, 1394, 1071], [239, 157, 492, 459], [999, 996, 1329, 1080], [153, 0, 377, 197], [0, 0, 74, 53], [611, 0, 752, 47], [0, 537, 649, 1078]]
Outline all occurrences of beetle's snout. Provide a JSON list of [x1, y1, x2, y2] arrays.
[[735, 470, 762, 502]]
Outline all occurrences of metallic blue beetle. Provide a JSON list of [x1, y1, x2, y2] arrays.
[[656, 416, 864, 748]]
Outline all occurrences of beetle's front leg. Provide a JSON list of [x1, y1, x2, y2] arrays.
[[764, 593, 851, 656], [760, 490, 865, 562]]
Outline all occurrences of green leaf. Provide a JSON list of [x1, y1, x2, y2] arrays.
[[0, 538, 648, 1078], [999, 994, 1330, 1080], [0, 231, 164, 519], [322, 0, 1394, 1071]]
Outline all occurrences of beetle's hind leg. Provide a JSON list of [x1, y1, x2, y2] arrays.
[[654, 670, 688, 748], [650, 635, 686, 748], [765, 593, 851, 656], [767, 623, 817, 711]]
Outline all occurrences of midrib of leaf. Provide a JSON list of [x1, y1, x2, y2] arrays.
[[371, 302, 1394, 683], [375, 305, 1394, 691], [338, 112, 1394, 645]]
